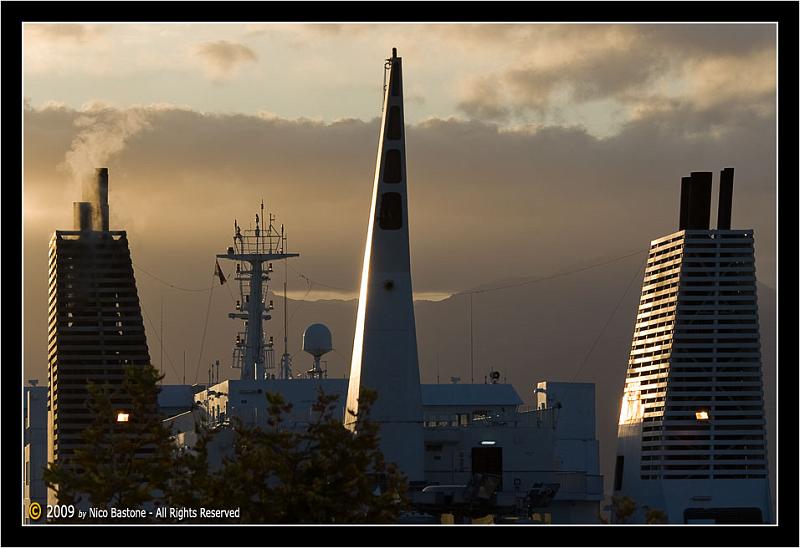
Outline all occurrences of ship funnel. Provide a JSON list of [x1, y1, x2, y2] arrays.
[[345, 49, 424, 481], [678, 171, 712, 230], [73, 202, 92, 231], [81, 167, 109, 231], [717, 167, 734, 230]]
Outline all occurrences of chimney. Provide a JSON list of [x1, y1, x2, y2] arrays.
[[679, 176, 692, 230], [717, 167, 734, 230], [687, 172, 712, 230], [82, 167, 110, 231], [73, 202, 92, 231], [678, 171, 712, 230]]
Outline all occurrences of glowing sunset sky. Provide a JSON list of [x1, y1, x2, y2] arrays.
[[23, 22, 777, 385]]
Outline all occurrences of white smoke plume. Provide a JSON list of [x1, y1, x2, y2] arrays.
[[63, 103, 152, 188]]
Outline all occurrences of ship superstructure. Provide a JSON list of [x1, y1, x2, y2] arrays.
[[161, 48, 605, 524]]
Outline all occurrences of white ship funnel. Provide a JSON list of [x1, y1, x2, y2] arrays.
[[345, 48, 424, 482]]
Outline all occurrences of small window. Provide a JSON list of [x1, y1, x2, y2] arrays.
[[383, 149, 402, 183], [386, 106, 402, 140], [378, 192, 402, 230]]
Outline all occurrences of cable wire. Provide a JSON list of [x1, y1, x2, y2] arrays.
[[133, 261, 212, 293], [193, 274, 217, 384], [460, 249, 647, 296], [289, 264, 349, 292], [140, 303, 181, 381], [571, 258, 646, 381]]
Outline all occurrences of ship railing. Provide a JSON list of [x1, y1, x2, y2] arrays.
[[422, 407, 557, 430]]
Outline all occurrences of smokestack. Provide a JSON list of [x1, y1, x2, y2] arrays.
[[678, 172, 712, 230], [81, 167, 110, 231], [679, 176, 692, 230], [73, 202, 92, 232], [95, 167, 109, 231], [717, 167, 734, 230], [687, 172, 712, 230]]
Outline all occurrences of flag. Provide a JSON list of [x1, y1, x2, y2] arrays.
[[214, 260, 227, 285]]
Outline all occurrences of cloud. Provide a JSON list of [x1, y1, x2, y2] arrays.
[[24, 98, 776, 294], [25, 23, 103, 44], [454, 23, 776, 125], [638, 23, 776, 56], [193, 40, 258, 82], [24, 24, 116, 75]]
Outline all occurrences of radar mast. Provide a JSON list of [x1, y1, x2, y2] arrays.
[[217, 201, 299, 381]]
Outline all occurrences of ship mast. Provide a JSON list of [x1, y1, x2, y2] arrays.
[[280, 223, 293, 379], [217, 201, 299, 381]]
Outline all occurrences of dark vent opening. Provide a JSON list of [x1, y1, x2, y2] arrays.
[[384, 149, 402, 183], [378, 192, 402, 230], [391, 63, 400, 96], [614, 455, 624, 491], [387, 106, 402, 140]]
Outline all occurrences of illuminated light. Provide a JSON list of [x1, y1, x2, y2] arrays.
[[695, 410, 709, 420], [481, 440, 496, 446], [116, 412, 130, 423]]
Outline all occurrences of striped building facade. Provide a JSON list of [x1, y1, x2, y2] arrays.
[[46, 169, 151, 503], [613, 169, 771, 524]]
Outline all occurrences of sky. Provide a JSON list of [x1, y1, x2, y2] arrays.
[[23, 22, 777, 387]]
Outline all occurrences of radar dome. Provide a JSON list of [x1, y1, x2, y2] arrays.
[[302, 323, 333, 358]]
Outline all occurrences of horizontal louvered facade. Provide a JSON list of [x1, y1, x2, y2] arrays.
[[614, 229, 770, 523], [47, 230, 151, 472]]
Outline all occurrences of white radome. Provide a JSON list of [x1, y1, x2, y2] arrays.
[[302, 323, 333, 358]]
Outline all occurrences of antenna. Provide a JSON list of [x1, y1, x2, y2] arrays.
[[217, 202, 300, 381], [283, 249, 288, 376], [183, 350, 186, 385], [160, 297, 164, 384], [470, 292, 474, 384]]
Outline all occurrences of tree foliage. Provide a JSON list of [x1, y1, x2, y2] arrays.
[[604, 495, 669, 524], [169, 387, 409, 523], [645, 507, 669, 524], [44, 364, 408, 524], [43, 364, 174, 522], [610, 495, 637, 524]]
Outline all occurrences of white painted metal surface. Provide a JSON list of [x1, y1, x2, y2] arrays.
[[614, 228, 771, 523], [345, 49, 424, 481]]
